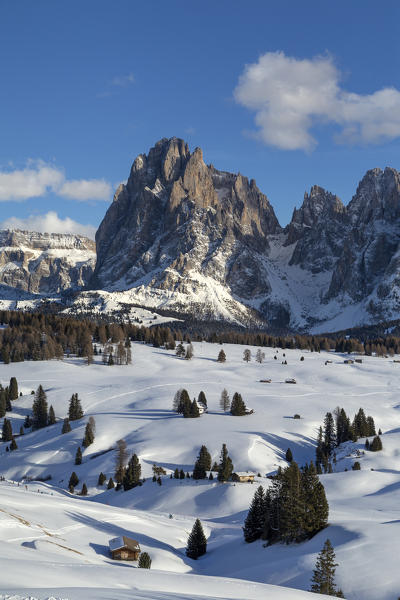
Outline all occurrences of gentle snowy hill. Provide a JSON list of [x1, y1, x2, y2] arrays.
[[1, 342, 400, 598]]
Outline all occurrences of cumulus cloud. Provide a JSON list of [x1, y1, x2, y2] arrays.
[[0, 160, 112, 202], [234, 51, 400, 151], [0, 211, 96, 239]]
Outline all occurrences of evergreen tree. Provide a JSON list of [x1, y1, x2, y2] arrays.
[[209, 472, 214, 480], [19, 425, 24, 436], [230, 392, 247, 416], [115, 438, 128, 484], [179, 469, 185, 479], [98, 472, 106, 485], [177, 389, 191, 415], [2, 417, 12, 442], [68, 471, 79, 489], [107, 477, 115, 489], [9, 377, 18, 400], [217, 443, 233, 482], [366, 416, 376, 436], [186, 518, 207, 559], [48, 405, 56, 425], [61, 418, 71, 434], [310, 539, 341, 596], [10, 436, 18, 451], [174, 468, 180, 479], [197, 391, 207, 409], [82, 421, 95, 447], [285, 448, 293, 462], [32, 385, 48, 429], [187, 399, 200, 418], [301, 462, 329, 537], [24, 414, 32, 429], [323, 412, 336, 456], [352, 461, 361, 470], [352, 408, 369, 438], [193, 445, 212, 479], [68, 393, 84, 421], [370, 435, 383, 451], [75, 446, 82, 465], [219, 388, 230, 412], [243, 486, 265, 542], [217, 349, 226, 363], [173, 389, 183, 412], [335, 408, 353, 445], [123, 453, 142, 490], [0, 391, 6, 418], [80, 483, 88, 496], [175, 343, 185, 357], [185, 343, 194, 360], [138, 552, 152, 568]]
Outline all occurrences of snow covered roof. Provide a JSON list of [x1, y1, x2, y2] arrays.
[[233, 472, 255, 477], [109, 536, 140, 552]]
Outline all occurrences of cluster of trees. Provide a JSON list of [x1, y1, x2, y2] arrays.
[[242, 348, 265, 363], [0, 377, 18, 417], [102, 339, 132, 366], [172, 389, 206, 418], [243, 462, 328, 545], [316, 407, 378, 471], [175, 342, 194, 359]]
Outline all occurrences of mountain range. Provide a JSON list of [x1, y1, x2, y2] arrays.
[[1, 137, 400, 332]]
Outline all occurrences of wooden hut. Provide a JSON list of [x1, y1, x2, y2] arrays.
[[232, 472, 255, 483], [109, 536, 141, 561]]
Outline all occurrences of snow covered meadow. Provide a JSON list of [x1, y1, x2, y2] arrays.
[[1, 342, 400, 599]]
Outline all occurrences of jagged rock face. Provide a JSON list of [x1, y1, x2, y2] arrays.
[[0, 230, 96, 294], [93, 137, 280, 320]]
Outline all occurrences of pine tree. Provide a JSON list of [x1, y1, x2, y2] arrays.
[[285, 448, 293, 462], [68, 471, 79, 489], [352, 408, 369, 438], [217, 443, 233, 482], [115, 438, 128, 483], [230, 392, 247, 416], [209, 472, 214, 480], [61, 418, 71, 434], [197, 391, 207, 409], [9, 377, 18, 400], [366, 416, 376, 436], [217, 349, 226, 363], [123, 453, 142, 490], [173, 389, 183, 412], [186, 518, 207, 559], [185, 343, 194, 360], [174, 468, 179, 479], [32, 385, 48, 429], [175, 343, 185, 357], [82, 421, 95, 447], [310, 539, 341, 596], [107, 477, 115, 489], [138, 552, 152, 568], [188, 399, 200, 418], [80, 483, 88, 496], [10, 436, 18, 451], [24, 414, 32, 429], [68, 393, 84, 421], [48, 405, 56, 425], [177, 389, 191, 415], [75, 446, 82, 465], [219, 388, 230, 412], [179, 469, 185, 479], [0, 391, 6, 418], [323, 412, 336, 456], [243, 486, 265, 542], [193, 445, 212, 479], [370, 435, 383, 451], [2, 417, 12, 442], [98, 472, 106, 485]]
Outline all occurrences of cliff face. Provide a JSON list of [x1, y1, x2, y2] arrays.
[[92, 137, 280, 322], [91, 138, 400, 330], [0, 230, 95, 294]]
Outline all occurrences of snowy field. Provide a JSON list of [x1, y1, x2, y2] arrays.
[[1, 342, 400, 599]]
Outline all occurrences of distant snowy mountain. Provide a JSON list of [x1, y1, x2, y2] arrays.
[[1, 139, 400, 332]]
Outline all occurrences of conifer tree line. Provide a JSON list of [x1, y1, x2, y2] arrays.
[[243, 461, 328, 545], [172, 388, 250, 417], [0, 377, 19, 417], [2, 308, 400, 365], [316, 406, 378, 471]]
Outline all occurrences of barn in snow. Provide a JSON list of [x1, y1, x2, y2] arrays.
[[109, 536, 141, 561]]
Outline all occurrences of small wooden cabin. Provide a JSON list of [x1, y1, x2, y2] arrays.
[[109, 536, 140, 561], [232, 472, 255, 483], [344, 359, 354, 364]]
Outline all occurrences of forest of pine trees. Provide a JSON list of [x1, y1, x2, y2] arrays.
[[243, 462, 329, 545]]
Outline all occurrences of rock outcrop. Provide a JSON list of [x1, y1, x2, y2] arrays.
[[0, 230, 95, 294]]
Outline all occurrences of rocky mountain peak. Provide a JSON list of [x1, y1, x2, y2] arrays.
[[348, 167, 400, 225]]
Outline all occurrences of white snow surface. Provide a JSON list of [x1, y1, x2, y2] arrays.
[[1, 343, 400, 598]]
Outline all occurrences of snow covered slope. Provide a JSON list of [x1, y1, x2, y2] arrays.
[[1, 343, 400, 598]]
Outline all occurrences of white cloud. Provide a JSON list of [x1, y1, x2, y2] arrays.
[[0, 160, 112, 202], [111, 73, 135, 86], [234, 51, 400, 151], [59, 179, 112, 201], [0, 211, 96, 239]]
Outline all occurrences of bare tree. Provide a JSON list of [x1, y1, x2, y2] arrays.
[[255, 349, 265, 364], [220, 388, 230, 412], [243, 348, 251, 363]]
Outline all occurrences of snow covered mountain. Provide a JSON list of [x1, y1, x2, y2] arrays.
[[1, 139, 400, 332], [0, 230, 95, 294], [91, 138, 400, 331]]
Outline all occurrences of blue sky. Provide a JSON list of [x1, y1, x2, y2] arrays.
[[0, 1, 399, 238]]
